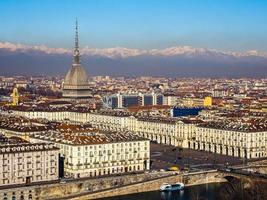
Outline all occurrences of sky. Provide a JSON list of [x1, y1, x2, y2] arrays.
[[0, 0, 267, 51]]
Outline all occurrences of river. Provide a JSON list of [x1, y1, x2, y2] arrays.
[[99, 182, 229, 200]]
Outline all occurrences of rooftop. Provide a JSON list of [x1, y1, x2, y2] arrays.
[[0, 114, 50, 132], [0, 114, 94, 133], [0, 133, 29, 145], [0, 142, 59, 154], [5, 104, 95, 113], [199, 118, 267, 132], [94, 109, 132, 117], [32, 130, 147, 146], [137, 116, 178, 124]]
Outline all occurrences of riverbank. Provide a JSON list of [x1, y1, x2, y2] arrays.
[[97, 182, 228, 200], [70, 170, 225, 200], [0, 171, 174, 200]]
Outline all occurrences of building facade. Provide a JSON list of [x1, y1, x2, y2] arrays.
[[103, 93, 164, 109], [0, 142, 59, 186], [8, 108, 267, 159], [30, 131, 150, 178], [191, 122, 267, 159]]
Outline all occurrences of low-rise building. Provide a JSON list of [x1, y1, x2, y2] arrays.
[[5, 106, 267, 159]]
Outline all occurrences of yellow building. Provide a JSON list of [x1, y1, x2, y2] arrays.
[[11, 86, 19, 106], [204, 96, 212, 107], [262, 103, 267, 113], [181, 97, 212, 107]]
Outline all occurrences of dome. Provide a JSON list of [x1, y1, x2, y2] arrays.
[[64, 64, 88, 86]]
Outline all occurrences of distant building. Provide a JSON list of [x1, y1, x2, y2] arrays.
[[122, 94, 141, 108], [11, 85, 19, 106], [212, 89, 228, 97], [262, 103, 267, 112], [163, 95, 177, 106], [103, 93, 163, 109], [62, 20, 91, 99], [204, 96, 212, 107], [171, 107, 203, 117], [181, 97, 212, 107]]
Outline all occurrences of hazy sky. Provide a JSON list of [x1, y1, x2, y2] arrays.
[[1, 0, 267, 51]]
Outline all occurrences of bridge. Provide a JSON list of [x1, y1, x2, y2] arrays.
[[218, 168, 267, 181], [214, 167, 267, 200]]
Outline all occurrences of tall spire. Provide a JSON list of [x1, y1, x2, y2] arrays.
[[73, 18, 80, 64]]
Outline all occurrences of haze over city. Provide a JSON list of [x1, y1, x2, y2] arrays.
[[0, 0, 267, 77]]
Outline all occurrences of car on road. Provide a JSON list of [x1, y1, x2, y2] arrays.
[[167, 166, 180, 171]]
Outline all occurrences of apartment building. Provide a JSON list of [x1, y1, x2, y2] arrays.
[[30, 130, 150, 178], [0, 135, 59, 186]]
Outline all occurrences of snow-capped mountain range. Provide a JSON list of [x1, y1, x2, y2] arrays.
[[1, 41, 267, 59], [0, 42, 266, 77]]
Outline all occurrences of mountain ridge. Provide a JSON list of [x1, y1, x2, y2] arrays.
[[1, 42, 267, 59], [0, 42, 266, 77]]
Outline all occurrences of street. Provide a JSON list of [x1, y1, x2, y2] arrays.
[[150, 142, 245, 170]]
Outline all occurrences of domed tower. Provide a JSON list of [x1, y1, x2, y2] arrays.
[[62, 20, 91, 99]]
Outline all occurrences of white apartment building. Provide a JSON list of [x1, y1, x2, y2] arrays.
[[127, 117, 198, 148], [9, 109, 195, 148], [192, 120, 267, 159], [30, 130, 150, 178], [87, 111, 130, 131], [0, 142, 59, 186], [163, 95, 177, 106], [7, 107, 267, 159]]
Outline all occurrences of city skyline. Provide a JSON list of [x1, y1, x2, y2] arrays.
[[0, 1, 267, 200]]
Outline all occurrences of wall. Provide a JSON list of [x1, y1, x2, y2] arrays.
[[69, 170, 223, 200], [0, 172, 172, 200]]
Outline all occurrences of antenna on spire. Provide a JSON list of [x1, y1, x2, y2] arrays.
[[73, 18, 80, 64], [75, 18, 79, 50]]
